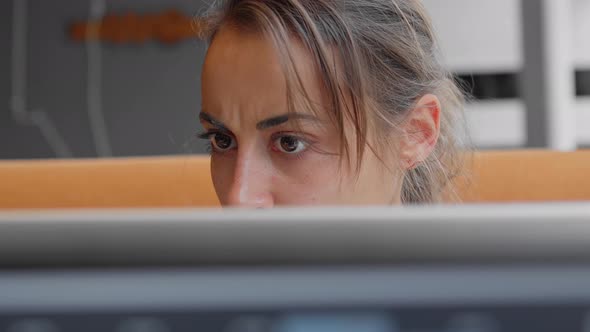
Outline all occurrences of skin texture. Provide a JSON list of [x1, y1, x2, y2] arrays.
[[200, 26, 440, 207]]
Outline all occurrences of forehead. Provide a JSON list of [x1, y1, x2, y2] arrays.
[[203, 26, 285, 97], [201, 25, 328, 124]]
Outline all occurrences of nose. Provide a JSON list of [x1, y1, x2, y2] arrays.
[[226, 154, 274, 208]]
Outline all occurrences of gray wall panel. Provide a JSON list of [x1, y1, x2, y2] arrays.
[[1, 0, 209, 159]]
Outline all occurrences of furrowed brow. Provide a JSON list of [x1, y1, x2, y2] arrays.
[[199, 112, 229, 131], [256, 113, 318, 130]]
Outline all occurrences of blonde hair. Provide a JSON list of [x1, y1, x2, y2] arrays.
[[199, 0, 469, 204]]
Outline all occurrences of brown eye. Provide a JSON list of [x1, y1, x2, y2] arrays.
[[274, 135, 307, 154], [211, 133, 236, 152]]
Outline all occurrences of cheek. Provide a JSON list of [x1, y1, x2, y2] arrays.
[[271, 155, 343, 205]]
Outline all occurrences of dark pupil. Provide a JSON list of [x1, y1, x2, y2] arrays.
[[214, 133, 232, 149], [280, 136, 298, 152]]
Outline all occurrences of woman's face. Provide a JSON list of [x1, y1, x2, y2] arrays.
[[200, 27, 401, 207]]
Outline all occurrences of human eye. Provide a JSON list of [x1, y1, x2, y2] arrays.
[[271, 134, 309, 155], [197, 131, 237, 153]]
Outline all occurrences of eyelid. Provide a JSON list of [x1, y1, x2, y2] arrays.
[[270, 132, 315, 155], [270, 131, 313, 144], [197, 128, 231, 140]]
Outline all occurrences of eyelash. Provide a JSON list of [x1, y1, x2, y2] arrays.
[[196, 130, 229, 142], [196, 130, 313, 157]]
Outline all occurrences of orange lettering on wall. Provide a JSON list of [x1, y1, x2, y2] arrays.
[[69, 10, 204, 44]]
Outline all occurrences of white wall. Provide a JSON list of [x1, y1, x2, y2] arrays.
[[574, 0, 590, 69], [423, 0, 522, 73], [423, 0, 590, 72], [423, 0, 590, 148], [466, 100, 590, 148]]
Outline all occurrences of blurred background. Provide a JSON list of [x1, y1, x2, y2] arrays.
[[1, 0, 589, 159]]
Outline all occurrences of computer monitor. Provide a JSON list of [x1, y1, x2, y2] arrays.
[[1, 203, 590, 332]]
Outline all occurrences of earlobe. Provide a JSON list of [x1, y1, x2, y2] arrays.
[[399, 94, 441, 170]]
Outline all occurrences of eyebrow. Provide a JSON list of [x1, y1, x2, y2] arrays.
[[199, 112, 229, 131], [199, 111, 319, 131], [256, 113, 318, 130]]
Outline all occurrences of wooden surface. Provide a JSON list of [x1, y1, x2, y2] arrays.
[[1, 150, 589, 209]]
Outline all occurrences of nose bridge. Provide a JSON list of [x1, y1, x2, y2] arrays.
[[228, 145, 273, 207], [232, 152, 255, 195]]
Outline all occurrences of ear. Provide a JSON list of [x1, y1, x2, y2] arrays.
[[398, 94, 441, 170]]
